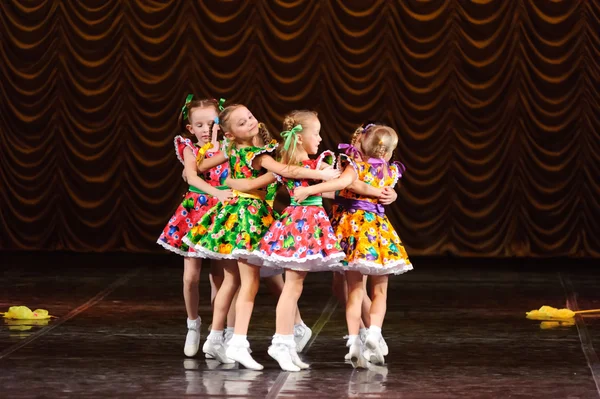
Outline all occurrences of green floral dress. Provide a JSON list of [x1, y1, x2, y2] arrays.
[[183, 142, 277, 260]]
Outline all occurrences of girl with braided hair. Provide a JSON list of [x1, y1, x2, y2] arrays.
[[157, 95, 233, 358], [294, 124, 413, 366]]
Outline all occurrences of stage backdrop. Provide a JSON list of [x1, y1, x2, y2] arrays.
[[1, 1, 599, 257]]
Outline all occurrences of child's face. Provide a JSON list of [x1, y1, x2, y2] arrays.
[[226, 106, 259, 141], [187, 107, 218, 145], [299, 117, 322, 155]]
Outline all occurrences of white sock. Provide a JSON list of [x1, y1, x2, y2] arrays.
[[282, 334, 295, 345], [225, 327, 234, 334], [359, 327, 368, 335], [207, 330, 223, 341], [347, 334, 359, 345], [296, 320, 307, 328], [369, 325, 382, 336], [228, 334, 248, 346]]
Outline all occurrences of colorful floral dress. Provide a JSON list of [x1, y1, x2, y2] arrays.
[[330, 155, 412, 275], [183, 142, 277, 260], [157, 136, 229, 257], [259, 180, 285, 277], [250, 151, 345, 271]]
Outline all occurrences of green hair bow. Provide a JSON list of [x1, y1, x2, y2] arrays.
[[181, 94, 193, 120], [281, 124, 303, 152], [218, 98, 226, 111]]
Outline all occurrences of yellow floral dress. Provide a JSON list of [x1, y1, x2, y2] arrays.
[[330, 155, 413, 275]]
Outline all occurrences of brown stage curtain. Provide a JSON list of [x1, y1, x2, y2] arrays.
[[1, 1, 599, 256]]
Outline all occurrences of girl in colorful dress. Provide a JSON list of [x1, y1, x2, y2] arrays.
[[333, 123, 398, 360], [295, 124, 413, 365], [157, 95, 233, 357], [202, 127, 311, 359], [184, 104, 339, 370], [218, 130, 312, 355], [247, 110, 356, 371]]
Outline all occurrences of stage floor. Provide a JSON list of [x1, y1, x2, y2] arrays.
[[0, 254, 599, 398]]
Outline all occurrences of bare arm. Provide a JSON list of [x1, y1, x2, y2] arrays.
[[256, 154, 340, 181], [292, 166, 357, 203], [183, 148, 232, 202], [197, 151, 227, 173], [225, 173, 277, 192], [347, 180, 384, 199]]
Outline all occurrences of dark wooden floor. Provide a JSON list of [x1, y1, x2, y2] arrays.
[[1, 253, 599, 398]]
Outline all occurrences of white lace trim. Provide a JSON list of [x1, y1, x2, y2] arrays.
[[156, 239, 203, 258], [315, 150, 336, 170], [389, 162, 401, 188], [338, 153, 359, 176], [174, 135, 197, 166], [334, 259, 414, 276], [247, 250, 345, 272], [247, 143, 279, 171]]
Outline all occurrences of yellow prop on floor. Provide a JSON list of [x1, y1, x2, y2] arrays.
[[526, 305, 600, 320], [0, 306, 53, 320]]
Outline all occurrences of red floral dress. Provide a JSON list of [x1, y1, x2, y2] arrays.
[[250, 151, 345, 271], [157, 136, 229, 257]]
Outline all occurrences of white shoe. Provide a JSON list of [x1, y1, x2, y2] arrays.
[[184, 318, 201, 357], [202, 339, 214, 359], [345, 336, 362, 361], [268, 343, 300, 372], [363, 333, 385, 365], [359, 328, 368, 344], [289, 348, 310, 370], [203, 339, 235, 364], [294, 323, 312, 353], [226, 344, 264, 370], [380, 336, 389, 356], [204, 324, 215, 359]]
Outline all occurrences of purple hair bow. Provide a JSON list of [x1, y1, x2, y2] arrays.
[[338, 143, 361, 159]]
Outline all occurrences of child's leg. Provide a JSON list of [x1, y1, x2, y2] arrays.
[[344, 271, 364, 361], [345, 271, 364, 336], [183, 257, 202, 320], [210, 260, 239, 331], [232, 260, 261, 335], [332, 271, 347, 305], [269, 270, 309, 372], [361, 275, 372, 328], [275, 270, 307, 335], [368, 275, 388, 328], [203, 260, 238, 363], [227, 260, 263, 370], [265, 274, 303, 324], [226, 289, 238, 332], [363, 275, 388, 365], [182, 257, 202, 357], [209, 261, 225, 308]]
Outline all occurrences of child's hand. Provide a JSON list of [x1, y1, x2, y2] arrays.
[[292, 186, 312, 203], [214, 189, 233, 203], [319, 167, 341, 181], [379, 187, 397, 205], [211, 123, 221, 149]]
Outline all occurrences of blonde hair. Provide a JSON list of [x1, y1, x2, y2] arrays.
[[280, 110, 318, 165], [178, 98, 219, 141], [218, 105, 276, 154], [361, 125, 398, 160]]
